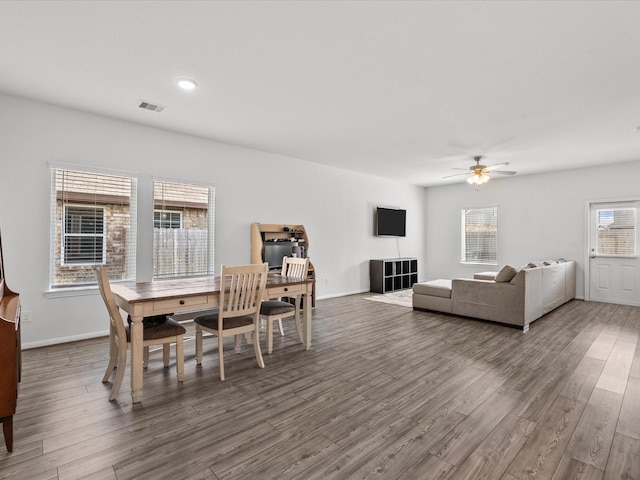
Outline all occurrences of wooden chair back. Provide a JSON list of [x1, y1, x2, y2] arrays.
[[95, 267, 126, 342], [219, 263, 268, 320], [282, 256, 309, 280]]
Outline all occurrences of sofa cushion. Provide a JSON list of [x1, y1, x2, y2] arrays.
[[474, 271, 498, 280], [413, 279, 452, 298], [495, 265, 518, 283], [524, 261, 544, 268]]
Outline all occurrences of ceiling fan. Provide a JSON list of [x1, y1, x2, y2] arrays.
[[443, 155, 517, 185]]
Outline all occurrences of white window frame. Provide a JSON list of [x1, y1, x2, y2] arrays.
[[461, 206, 498, 265], [49, 165, 137, 289], [62, 204, 106, 266], [152, 179, 215, 280]]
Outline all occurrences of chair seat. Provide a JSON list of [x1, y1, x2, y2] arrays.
[[194, 311, 254, 330], [260, 300, 295, 316], [126, 318, 186, 341]]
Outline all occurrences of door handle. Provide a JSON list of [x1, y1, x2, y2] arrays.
[[590, 255, 596, 259]]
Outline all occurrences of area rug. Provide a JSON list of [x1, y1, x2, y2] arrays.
[[365, 288, 413, 308]]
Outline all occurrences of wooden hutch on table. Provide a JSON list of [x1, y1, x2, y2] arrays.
[[251, 223, 316, 307], [0, 231, 20, 452]]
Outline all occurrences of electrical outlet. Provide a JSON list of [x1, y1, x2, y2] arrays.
[[21, 310, 32, 323]]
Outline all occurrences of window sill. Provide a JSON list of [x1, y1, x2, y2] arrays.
[[44, 286, 99, 299], [461, 261, 498, 266]]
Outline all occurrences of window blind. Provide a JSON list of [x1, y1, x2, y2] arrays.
[[50, 168, 137, 287], [596, 208, 636, 256], [461, 207, 497, 264], [152, 180, 215, 279]]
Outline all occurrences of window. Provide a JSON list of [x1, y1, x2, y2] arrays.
[[461, 207, 497, 264], [596, 208, 636, 256], [154, 211, 182, 229], [50, 168, 137, 287], [153, 180, 215, 279], [63, 205, 106, 264]]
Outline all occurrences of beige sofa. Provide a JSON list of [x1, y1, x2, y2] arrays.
[[412, 261, 576, 331]]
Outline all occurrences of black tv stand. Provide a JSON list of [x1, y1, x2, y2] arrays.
[[369, 258, 418, 293]]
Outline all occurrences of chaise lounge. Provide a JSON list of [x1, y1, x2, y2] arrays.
[[412, 260, 576, 331]]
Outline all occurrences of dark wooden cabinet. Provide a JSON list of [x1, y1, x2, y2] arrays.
[[370, 257, 418, 293], [0, 231, 20, 453]]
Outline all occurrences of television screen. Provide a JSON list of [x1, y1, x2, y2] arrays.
[[263, 243, 294, 269], [376, 207, 406, 237]]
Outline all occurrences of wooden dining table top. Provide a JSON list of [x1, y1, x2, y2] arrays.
[[111, 273, 312, 303]]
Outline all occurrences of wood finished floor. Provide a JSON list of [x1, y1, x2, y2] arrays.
[[1, 295, 640, 480]]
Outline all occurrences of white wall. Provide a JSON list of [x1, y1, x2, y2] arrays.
[[0, 94, 426, 347], [424, 160, 640, 299]]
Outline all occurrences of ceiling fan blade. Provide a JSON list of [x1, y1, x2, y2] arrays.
[[485, 162, 510, 172], [489, 170, 517, 175], [442, 172, 471, 179]]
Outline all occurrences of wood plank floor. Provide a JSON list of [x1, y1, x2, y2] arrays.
[[1, 295, 640, 480]]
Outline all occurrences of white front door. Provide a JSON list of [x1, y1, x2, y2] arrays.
[[588, 201, 640, 305]]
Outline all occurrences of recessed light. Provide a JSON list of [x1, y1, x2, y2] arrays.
[[177, 78, 197, 90]]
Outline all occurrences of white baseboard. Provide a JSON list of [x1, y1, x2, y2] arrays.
[[316, 289, 370, 300], [23, 330, 109, 350]]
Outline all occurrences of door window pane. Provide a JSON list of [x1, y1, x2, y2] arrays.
[[596, 208, 636, 255]]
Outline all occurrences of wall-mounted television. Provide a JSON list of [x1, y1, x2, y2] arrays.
[[376, 207, 406, 237]]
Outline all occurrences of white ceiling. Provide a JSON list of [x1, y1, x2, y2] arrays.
[[1, 0, 639, 186]]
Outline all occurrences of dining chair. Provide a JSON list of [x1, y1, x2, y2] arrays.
[[194, 263, 268, 381], [260, 256, 309, 354], [95, 267, 186, 401]]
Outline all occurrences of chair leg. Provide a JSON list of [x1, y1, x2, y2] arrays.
[[218, 334, 225, 381], [195, 325, 203, 365], [278, 319, 284, 336], [175, 337, 184, 382], [163, 344, 170, 368], [253, 324, 265, 369], [234, 334, 242, 352], [143, 346, 150, 369], [267, 318, 274, 355], [102, 325, 118, 382], [109, 346, 128, 401]]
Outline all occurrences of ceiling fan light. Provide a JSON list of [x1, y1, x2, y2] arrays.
[[467, 173, 490, 185]]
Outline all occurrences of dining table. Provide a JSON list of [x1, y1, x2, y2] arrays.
[[110, 273, 313, 403]]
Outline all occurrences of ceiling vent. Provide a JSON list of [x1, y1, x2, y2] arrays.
[[138, 101, 166, 113]]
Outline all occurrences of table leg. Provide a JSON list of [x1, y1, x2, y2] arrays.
[[304, 285, 312, 350], [130, 314, 144, 403]]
